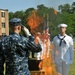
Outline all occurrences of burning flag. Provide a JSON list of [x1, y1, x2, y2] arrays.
[[27, 11, 57, 75], [38, 15, 57, 75]]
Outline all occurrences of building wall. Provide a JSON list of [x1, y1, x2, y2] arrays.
[[0, 9, 9, 36]]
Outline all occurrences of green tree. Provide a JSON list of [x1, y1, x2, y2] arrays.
[[71, 2, 75, 14], [9, 12, 14, 20], [58, 4, 70, 13], [37, 4, 49, 16], [24, 8, 35, 28]]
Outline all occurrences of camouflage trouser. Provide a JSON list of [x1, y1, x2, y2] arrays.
[[6, 70, 31, 75], [4, 63, 31, 75]]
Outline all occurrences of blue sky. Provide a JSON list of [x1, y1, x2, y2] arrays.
[[0, 0, 75, 12]]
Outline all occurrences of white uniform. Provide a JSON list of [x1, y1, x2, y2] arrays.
[[52, 34, 74, 75]]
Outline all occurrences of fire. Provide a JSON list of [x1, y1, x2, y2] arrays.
[[27, 10, 44, 30], [38, 32, 57, 75], [27, 10, 57, 75], [54, 9, 57, 15], [38, 52, 57, 75]]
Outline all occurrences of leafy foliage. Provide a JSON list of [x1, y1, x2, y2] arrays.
[[9, 2, 75, 39]]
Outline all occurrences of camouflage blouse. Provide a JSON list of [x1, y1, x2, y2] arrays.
[[0, 33, 41, 75]]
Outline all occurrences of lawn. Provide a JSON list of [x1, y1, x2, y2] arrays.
[[69, 50, 75, 75]]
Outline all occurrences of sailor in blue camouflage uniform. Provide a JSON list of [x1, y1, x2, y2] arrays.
[[0, 18, 42, 75]]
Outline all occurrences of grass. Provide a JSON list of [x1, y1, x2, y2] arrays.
[[69, 50, 75, 75]]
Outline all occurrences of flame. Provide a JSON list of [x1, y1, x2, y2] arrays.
[[27, 10, 44, 30], [38, 35, 57, 75], [27, 10, 57, 75], [54, 9, 57, 15], [38, 53, 57, 75], [38, 60, 43, 70]]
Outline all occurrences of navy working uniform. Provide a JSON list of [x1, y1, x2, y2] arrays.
[[0, 18, 42, 75]]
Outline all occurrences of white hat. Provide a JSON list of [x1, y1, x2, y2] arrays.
[[58, 24, 67, 28]]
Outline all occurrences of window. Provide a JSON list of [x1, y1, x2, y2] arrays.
[[1, 12, 5, 17], [2, 22, 5, 28]]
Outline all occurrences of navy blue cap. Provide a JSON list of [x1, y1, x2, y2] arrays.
[[9, 18, 23, 26]]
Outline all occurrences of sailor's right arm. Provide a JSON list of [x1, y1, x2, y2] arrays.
[[26, 36, 42, 52], [22, 26, 42, 52]]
